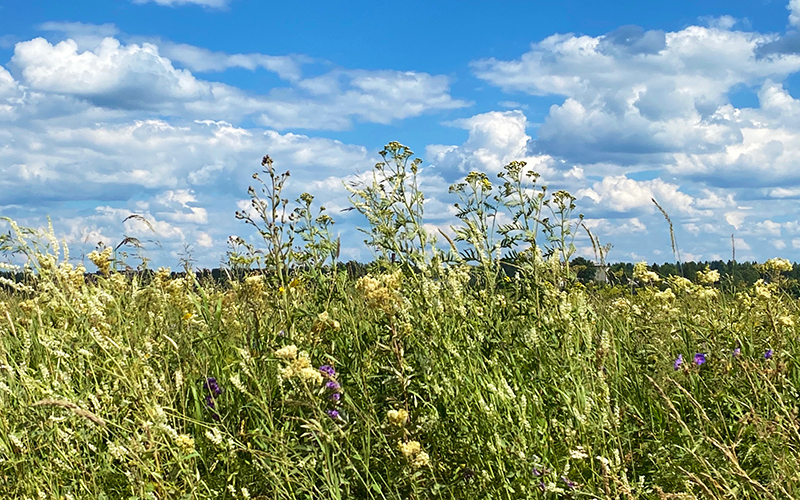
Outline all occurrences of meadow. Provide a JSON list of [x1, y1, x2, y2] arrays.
[[1, 143, 799, 499]]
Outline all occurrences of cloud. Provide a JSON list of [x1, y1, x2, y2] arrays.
[[12, 37, 212, 109], [255, 70, 470, 130], [427, 110, 555, 178], [791, 0, 800, 27], [157, 42, 308, 81], [576, 176, 697, 215], [668, 82, 800, 187], [472, 25, 800, 168], [10, 36, 467, 130]]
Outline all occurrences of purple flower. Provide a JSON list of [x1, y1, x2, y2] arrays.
[[205, 395, 215, 409], [211, 412, 220, 422], [733, 347, 741, 357], [674, 354, 683, 371], [562, 476, 577, 489], [538, 481, 546, 492], [694, 353, 706, 366], [326, 409, 340, 419], [319, 365, 336, 378], [325, 380, 341, 391], [765, 349, 774, 360], [278, 329, 286, 336], [204, 377, 223, 396], [329, 392, 341, 402]]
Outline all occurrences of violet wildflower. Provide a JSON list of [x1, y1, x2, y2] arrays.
[[325, 380, 341, 391], [562, 476, 577, 489], [733, 347, 741, 357], [674, 354, 683, 371], [205, 395, 215, 409], [765, 349, 774, 360], [326, 409, 340, 419], [329, 392, 341, 402], [204, 377, 223, 396], [319, 365, 336, 378], [538, 482, 546, 492], [694, 353, 706, 366]]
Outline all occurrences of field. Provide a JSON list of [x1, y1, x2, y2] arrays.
[[1, 145, 799, 499]]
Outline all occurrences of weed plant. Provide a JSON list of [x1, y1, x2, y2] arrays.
[[0, 144, 799, 499]]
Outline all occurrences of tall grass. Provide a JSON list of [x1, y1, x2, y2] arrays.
[[0, 144, 799, 499]]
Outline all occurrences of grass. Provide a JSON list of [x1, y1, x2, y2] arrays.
[[1, 144, 799, 499]]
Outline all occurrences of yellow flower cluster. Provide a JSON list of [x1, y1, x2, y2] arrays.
[[754, 279, 772, 300], [276, 344, 323, 385], [653, 288, 675, 302], [633, 262, 660, 284], [87, 247, 113, 276], [275, 344, 298, 360], [398, 440, 430, 468], [764, 257, 793, 274], [387, 408, 408, 426], [696, 268, 720, 285], [356, 271, 403, 315], [175, 434, 195, 455]]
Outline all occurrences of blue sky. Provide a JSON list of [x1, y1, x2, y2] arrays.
[[2, 0, 800, 269]]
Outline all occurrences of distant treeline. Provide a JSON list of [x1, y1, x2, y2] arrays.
[[569, 257, 797, 287], [0, 258, 794, 290]]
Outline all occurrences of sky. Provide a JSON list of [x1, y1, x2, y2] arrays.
[[2, 0, 800, 269]]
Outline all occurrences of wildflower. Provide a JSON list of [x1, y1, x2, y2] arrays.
[[733, 347, 741, 357], [696, 268, 720, 285], [633, 261, 660, 284], [388, 408, 409, 426], [694, 353, 706, 366], [319, 365, 336, 378], [327, 409, 340, 419], [298, 367, 323, 385], [562, 476, 577, 489], [765, 349, 774, 360], [204, 377, 223, 396], [205, 395, 215, 409], [205, 426, 224, 446], [765, 257, 793, 274], [398, 440, 430, 468], [175, 434, 195, 455], [325, 380, 341, 391], [329, 392, 341, 402], [569, 446, 589, 460], [275, 344, 298, 360], [674, 354, 683, 371]]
